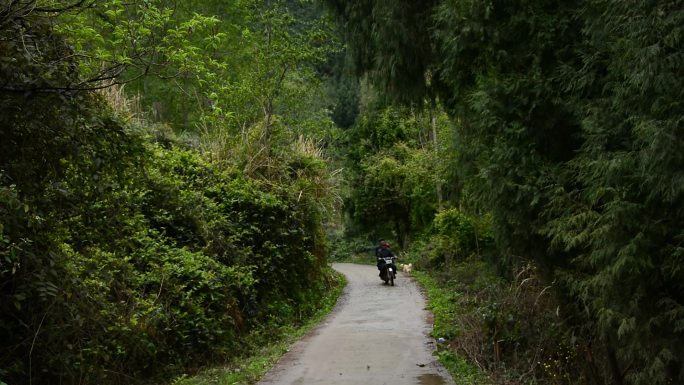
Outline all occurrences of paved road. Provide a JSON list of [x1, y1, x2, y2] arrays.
[[256, 263, 455, 385]]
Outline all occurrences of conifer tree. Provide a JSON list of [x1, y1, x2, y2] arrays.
[[325, 1, 684, 383]]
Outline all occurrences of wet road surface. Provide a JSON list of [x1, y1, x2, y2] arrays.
[[256, 263, 455, 385]]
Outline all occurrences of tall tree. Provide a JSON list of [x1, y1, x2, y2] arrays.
[[325, 1, 684, 384], [542, 2, 684, 384], [341, 104, 444, 248]]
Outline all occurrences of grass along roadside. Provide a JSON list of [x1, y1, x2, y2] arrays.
[[411, 270, 494, 385], [172, 267, 347, 385]]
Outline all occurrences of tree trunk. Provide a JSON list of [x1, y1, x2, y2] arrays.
[[430, 108, 443, 210], [607, 348, 625, 385]]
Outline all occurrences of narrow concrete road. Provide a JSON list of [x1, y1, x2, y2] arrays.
[[257, 263, 455, 385]]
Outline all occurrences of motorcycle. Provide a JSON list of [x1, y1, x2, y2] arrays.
[[379, 256, 397, 286]]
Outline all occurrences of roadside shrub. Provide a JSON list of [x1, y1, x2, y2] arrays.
[[418, 254, 585, 385], [0, 126, 330, 384]]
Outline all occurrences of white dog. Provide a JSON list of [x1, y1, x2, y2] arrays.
[[402, 263, 413, 274]]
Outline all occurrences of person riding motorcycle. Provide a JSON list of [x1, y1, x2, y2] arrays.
[[375, 239, 398, 280]]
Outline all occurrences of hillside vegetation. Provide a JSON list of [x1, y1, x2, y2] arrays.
[[1, 1, 339, 384]]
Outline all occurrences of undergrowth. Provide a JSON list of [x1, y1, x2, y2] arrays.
[[172, 268, 346, 385], [413, 257, 583, 385], [412, 269, 494, 385]]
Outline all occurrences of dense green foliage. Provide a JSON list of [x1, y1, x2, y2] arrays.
[[3, 0, 682, 384], [326, 1, 684, 384], [339, 103, 453, 248], [1, 1, 340, 384]]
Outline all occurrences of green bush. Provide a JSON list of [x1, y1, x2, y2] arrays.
[[423, 208, 493, 267], [1, 117, 330, 385]]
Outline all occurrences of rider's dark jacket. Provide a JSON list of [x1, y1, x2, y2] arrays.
[[375, 246, 395, 270]]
